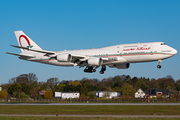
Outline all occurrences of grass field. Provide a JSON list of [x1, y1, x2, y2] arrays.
[[0, 105, 180, 115], [0, 117, 180, 120]]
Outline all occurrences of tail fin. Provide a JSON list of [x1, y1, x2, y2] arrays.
[[14, 31, 42, 53]]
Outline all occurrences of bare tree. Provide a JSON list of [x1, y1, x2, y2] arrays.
[[46, 77, 59, 91], [28, 73, 38, 85]]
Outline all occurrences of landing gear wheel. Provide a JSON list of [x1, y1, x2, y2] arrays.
[[99, 65, 106, 74], [84, 66, 96, 73], [157, 65, 161, 69], [92, 69, 96, 72], [100, 71, 104, 74]]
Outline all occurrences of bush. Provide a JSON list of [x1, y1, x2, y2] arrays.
[[0, 90, 8, 99], [19, 92, 29, 98], [122, 84, 135, 98], [44, 90, 53, 99], [19, 92, 26, 98], [87, 91, 95, 98]]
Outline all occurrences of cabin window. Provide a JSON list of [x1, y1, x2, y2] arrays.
[[161, 43, 166, 45]]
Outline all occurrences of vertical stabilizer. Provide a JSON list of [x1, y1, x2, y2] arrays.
[[14, 31, 42, 53]]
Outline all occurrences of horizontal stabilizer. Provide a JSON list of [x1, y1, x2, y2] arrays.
[[11, 45, 55, 55], [4, 52, 36, 58]]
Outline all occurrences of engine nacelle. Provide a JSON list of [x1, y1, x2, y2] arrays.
[[87, 58, 103, 66], [56, 54, 72, 62], [109, 63, 130, 69]]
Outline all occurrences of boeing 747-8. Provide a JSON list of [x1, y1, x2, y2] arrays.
[[5, 31, 177, 74]]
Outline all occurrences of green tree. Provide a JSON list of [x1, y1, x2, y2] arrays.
[[176, 86, 180, 91], [81, 78, 95, 86], [63, 84, 80, 92], [148, 78, 159, 89], [19, 92, 29, 98], [39, 85, 48, 91], [87, 91, 95, 98], [113, 86, 120, 91], [12, 92, 17, 97], [68, 81, 81, 86], [175, 79, 180, 91], [44, 90, 53, 99], [131, 77, 139, 88], [135, 80, 149, 91], [7, 83, 22, 96], [30, 81, 39, 89], [122, 84, 135, 98], [0, 90, 8, 99], [113, 76, 122, 88], [54, 84, 66, 92], [21, 83, 31, 95], [80, 86, 88, 97]]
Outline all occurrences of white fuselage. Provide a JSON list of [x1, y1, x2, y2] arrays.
[[21, 42, 177, 67]]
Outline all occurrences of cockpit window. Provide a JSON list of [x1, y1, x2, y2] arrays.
[[161, 43, 166, 45]]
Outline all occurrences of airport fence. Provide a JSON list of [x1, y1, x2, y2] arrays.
[[1, 98, 180, 103]]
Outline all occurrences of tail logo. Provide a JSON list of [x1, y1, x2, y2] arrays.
[[19, 35, 33, 51]]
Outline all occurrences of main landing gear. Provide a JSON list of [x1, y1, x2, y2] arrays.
[[84, 65, 106, 74], [157, 60, 162, 69], [84, 66, 96, 73], [99, 65, 106, 74]]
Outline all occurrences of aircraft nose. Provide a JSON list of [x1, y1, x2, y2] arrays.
[[173, 48, 177, 55]]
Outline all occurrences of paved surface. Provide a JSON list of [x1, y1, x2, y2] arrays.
[[0, 103, 180, 105], [0, 114, 180, 118]]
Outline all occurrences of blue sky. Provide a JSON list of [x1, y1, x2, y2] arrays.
[[0, 0, 180, 84]]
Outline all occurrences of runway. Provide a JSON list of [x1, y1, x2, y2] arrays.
[[0, 114, 180, 118], [0, 103, 180, 105]]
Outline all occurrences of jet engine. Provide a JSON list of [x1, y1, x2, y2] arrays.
[[87, 58, 103, 66], [108, 63, 130, 69], [56, 54, 72, 62]]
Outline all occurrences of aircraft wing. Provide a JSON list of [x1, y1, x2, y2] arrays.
[[11, 45, 55, 55], [71, 54, 86, 59], [4, 52, 36, 58], [101, 57, 126, 61]]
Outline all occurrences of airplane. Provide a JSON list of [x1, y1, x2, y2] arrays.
[[5, 31, 177, 74]]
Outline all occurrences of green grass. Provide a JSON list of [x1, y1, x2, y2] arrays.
[[0, 117, 180, 120], [0, 105, 180, 115]]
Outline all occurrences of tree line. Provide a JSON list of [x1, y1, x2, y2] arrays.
[[0, 73, 180, 99]]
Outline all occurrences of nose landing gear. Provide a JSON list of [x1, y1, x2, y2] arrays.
[[157, 60, 162, 69]]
